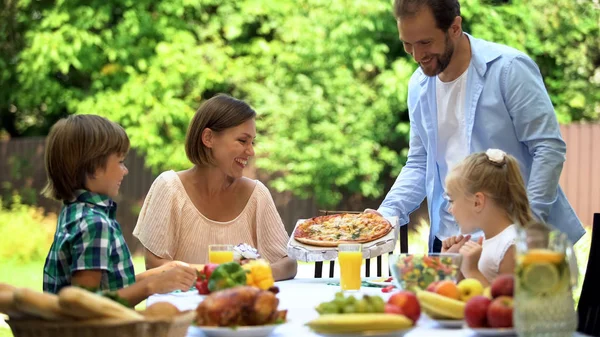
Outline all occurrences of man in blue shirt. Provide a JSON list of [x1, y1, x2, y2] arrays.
[[370, 0, 584, 251]]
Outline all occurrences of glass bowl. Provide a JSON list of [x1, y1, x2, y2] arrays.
[[388, 253, 462, 291]]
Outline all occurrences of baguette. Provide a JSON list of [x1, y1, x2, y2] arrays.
[[13, 288, 72, 320], [0, 283, 16, 293], [58, 287, 143, 321], [0, 290, 29, 318]]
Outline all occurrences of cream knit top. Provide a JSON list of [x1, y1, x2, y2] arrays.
[[133, 171, 290, 264]]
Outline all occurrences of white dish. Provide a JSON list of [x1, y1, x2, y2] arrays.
[[431, 318, 464, 328], [190, 324, 281, 337], [365, 279, 394, 287], [314, 328, 413, 337], [465, 326, 516, 336]]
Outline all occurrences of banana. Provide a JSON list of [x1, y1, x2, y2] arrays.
[[306, 313, 413, 333], [416, 290, 465, 320]]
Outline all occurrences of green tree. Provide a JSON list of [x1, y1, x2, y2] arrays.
[[1, 0, 599, 207]]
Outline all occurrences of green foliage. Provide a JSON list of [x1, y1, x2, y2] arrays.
[[1, 155, 38, 208], [462, 0, 600, 123], [0, 195, 56, 263], [1, 0, 598, 206]]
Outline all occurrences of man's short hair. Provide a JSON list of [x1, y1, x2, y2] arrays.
[[393, 0, 461, 31]]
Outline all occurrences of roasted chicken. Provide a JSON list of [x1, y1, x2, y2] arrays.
[[195, 286, 286, 327]]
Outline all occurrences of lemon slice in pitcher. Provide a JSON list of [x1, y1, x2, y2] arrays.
[[522, 262, 560, 294], [520, 249, 564, 266]]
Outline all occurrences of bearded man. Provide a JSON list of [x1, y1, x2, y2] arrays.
[[368, 0, 584, 251]]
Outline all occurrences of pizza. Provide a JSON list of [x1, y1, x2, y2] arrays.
[[293, 213, 392, 247]]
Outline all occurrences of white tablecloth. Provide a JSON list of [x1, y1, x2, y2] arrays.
[[147, 278, 587, 337]]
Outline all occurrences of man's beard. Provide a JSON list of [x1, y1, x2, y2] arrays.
[[420, 33, 455, 77]]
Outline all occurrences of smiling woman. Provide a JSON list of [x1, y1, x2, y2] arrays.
[[132, 94, 297, 282]]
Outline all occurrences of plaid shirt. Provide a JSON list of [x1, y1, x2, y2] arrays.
[[43, 190, 136, 293]]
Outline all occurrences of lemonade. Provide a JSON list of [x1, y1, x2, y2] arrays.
[[514, 248, 578, 337]]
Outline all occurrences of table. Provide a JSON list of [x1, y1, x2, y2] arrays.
[[147, 278, 587, 337]]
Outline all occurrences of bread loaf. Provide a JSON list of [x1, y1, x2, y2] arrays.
[[13, 288, 72, 320], [58, 287, 143, 321]]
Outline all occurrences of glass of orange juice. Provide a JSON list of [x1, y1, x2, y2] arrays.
[[208, 244, 234, 264], [338, 244, 363, 291]]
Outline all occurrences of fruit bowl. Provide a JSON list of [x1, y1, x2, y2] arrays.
[[389, 253, 462, 291]]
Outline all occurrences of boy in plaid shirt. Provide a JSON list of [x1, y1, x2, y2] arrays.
[[42, 115, 196, 306]]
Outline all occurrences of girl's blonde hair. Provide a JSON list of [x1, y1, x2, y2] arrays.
[[446, 149, 533, 227]]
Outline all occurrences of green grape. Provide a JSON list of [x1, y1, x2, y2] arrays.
[[332, 297, 346, 308], [322, 303, 339, 314], [334, 291, 345, 299], [346, 295, 357, 305], [343, 304, 356, 314], [372, 301, 385, 313], [355, 299, 368, 313], [370, 296, 385, 313], [365, 303, 375, 313]]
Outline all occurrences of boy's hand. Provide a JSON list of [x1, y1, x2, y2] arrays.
[[147, 264, 197, 295], [441, 234, 471, 253], [459, 237, 484, 276]]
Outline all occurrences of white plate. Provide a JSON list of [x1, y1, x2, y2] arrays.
[[314, 328, 413, 337], [465, 327, 516, 336], [365, 278, 394, 287], [190, 324, 281, 337], [431, 318, 464, 328]]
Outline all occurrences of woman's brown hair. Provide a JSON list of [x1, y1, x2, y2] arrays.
[[42, 114, 130, 201], [446, 149, 534, 226], [185, 94, 256, 166]]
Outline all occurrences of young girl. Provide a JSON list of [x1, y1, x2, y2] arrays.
[[441, 148, 534, 286]]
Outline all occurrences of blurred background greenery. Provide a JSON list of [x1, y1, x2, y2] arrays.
[[1, 0, 598, 335]]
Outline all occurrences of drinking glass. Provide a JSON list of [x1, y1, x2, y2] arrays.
[[338, 244, 363, 291], [208, 244, 234, 264]]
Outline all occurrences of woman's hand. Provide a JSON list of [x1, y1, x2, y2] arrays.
[[270, 256, 297, 281]]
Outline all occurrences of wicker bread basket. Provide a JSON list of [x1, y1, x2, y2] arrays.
[[7, 310, 196, 337]]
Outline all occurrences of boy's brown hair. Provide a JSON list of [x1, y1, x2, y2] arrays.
[[185, 94, 256, 166], [42, 115, 130, 201]]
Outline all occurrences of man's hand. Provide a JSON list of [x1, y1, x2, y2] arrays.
[[441, 234, 471, 253], [459, 237, 484, 276], [364, 208, 383, 216]]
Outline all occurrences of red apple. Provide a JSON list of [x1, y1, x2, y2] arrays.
[[487, 296, 513, 328], [426, 281, 440, 292], [465, 296, 492, 328], [490, 274, 514, 298], [384, 303, 404, 315], [388, 291, 421, 323]]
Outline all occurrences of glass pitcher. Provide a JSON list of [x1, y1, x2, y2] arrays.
[[513, 222, 578, 337]]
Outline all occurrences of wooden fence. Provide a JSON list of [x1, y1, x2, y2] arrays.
[[1, 123, 598, 252]]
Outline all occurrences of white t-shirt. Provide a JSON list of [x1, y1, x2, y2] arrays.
[[478, 225, 518, 282], [436, 69, 469, 240]]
